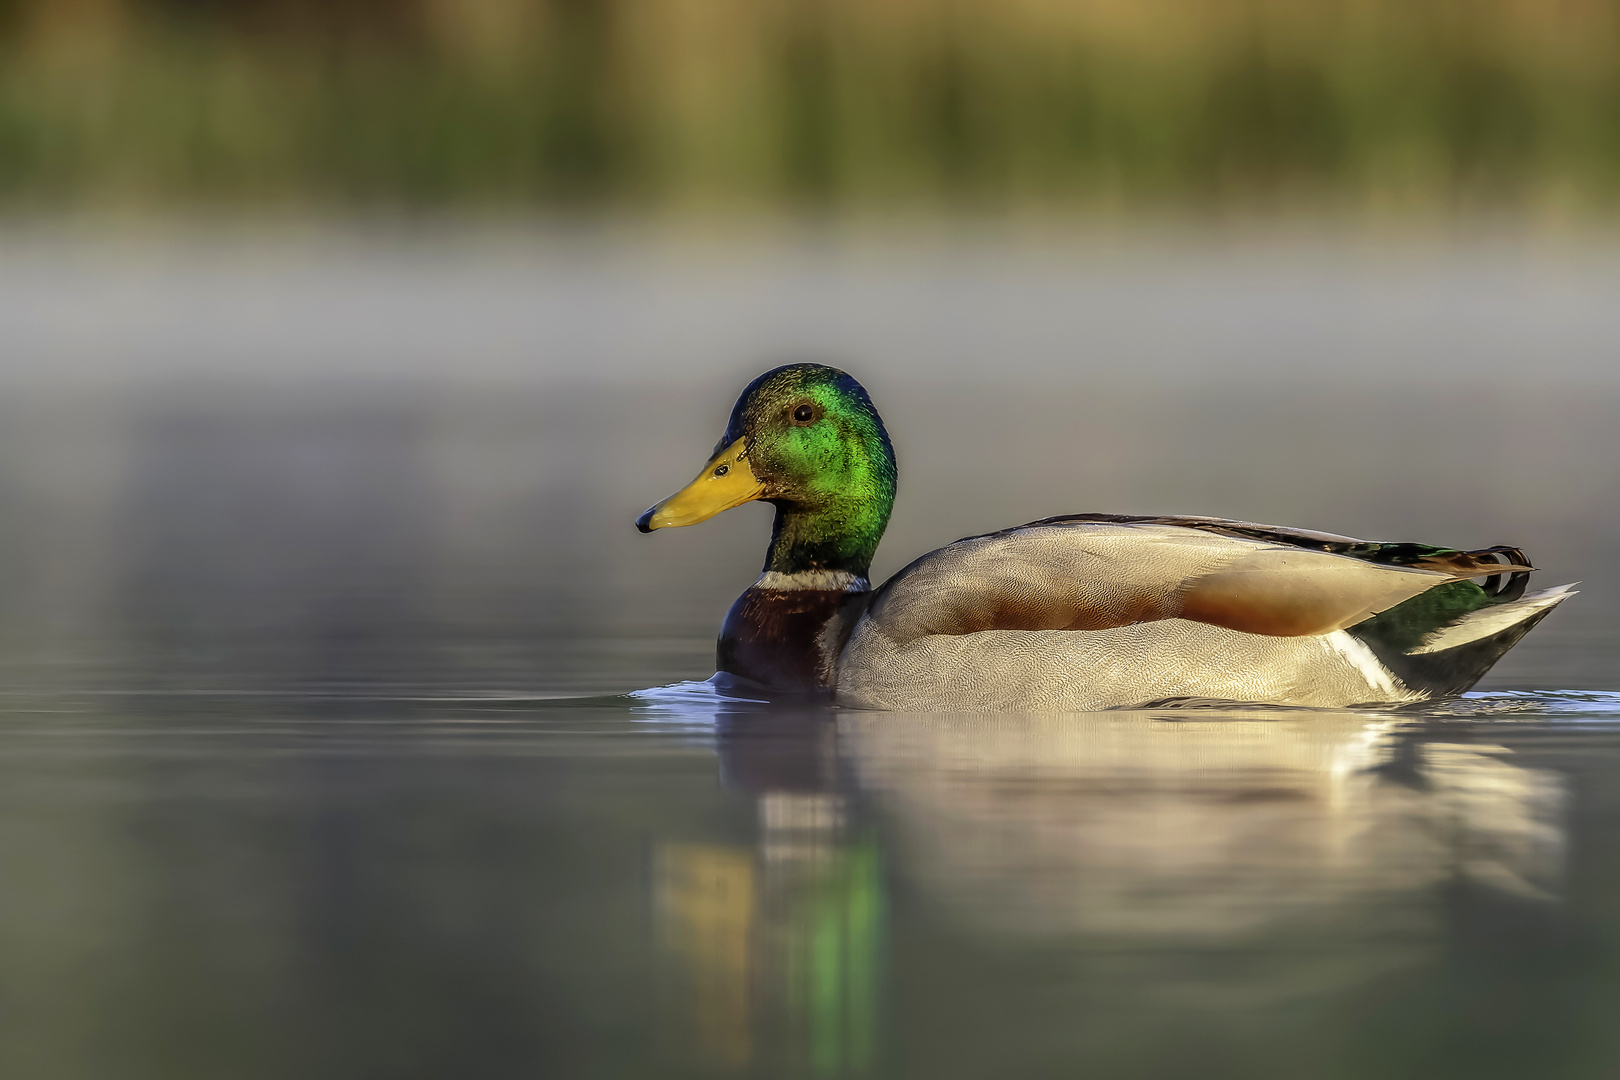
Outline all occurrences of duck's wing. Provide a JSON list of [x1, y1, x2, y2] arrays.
[[864, 520, 1526, 646], [1002, 513, 1542, 602], [998, 513, 1533, 589]]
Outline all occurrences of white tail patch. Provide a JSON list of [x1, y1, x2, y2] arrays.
[[1410, 585, 1578, 655], [1324, 630, 1411, 700]]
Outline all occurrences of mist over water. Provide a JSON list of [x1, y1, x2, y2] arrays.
[[0, 228, 1617, 1078], [3, 227, 1618, 693]]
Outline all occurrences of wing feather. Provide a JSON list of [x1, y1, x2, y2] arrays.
[[867, 522, 1492, 643]]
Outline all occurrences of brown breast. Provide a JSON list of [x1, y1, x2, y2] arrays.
[[717, 587, 863, 693]]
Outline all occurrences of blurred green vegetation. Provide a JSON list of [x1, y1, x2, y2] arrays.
[[6, 0, 1620, 211]]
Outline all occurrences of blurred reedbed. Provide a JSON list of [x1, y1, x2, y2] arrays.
[[8, 0, 1620, 210]]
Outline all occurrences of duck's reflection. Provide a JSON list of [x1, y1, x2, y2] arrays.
[[845, 711, 1564, 940], [651, 705, 1564, 1074], [655, 713, 882, 1076]]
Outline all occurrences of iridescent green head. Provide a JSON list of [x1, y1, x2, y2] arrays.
[[636, 364, 897, 577]]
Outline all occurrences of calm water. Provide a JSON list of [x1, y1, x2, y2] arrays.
[[2, 231, 1620, 1078]]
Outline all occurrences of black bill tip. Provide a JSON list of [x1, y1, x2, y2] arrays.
[[635, 508, 656, 533]]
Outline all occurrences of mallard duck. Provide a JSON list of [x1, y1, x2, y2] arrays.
[[636, 364, 1573, 710]]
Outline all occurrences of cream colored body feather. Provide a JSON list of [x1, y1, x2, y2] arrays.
[[837, 620, 1416, 711]]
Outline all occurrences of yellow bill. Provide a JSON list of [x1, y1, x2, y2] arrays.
[[636, 437, 764, 532]]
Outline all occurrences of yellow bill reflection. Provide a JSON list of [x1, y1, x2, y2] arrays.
[[654, 844, 756, 1069]]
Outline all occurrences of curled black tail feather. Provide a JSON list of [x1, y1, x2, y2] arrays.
[[1468, 545, 1532, 602]]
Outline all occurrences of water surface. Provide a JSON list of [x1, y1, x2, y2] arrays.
[[1, 232, 1618, 1078]]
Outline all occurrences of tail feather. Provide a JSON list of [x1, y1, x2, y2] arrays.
[[1411, 584, 1578, 655], [1410, 546, 1535, 599], [1349, 584, 1576, 698]]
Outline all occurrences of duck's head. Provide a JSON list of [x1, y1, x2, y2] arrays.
[[636, 364, 896, 577]]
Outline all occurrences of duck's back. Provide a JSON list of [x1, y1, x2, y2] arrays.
[[835, 517, 1572, 711]]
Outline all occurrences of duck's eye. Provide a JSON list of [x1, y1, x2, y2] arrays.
[[793, 405, 815, 423], [714, 464, 730, 477]]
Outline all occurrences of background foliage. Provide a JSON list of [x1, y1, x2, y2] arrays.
[[6, 0, 1620, 211]]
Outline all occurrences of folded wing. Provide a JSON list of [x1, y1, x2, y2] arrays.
[[865, 522, 1513, 644]]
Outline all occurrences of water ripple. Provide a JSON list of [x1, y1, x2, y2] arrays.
[[626, 681, 1620, 724], [626, 675, 773, 723], [1412, 690, 1620, 718]]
